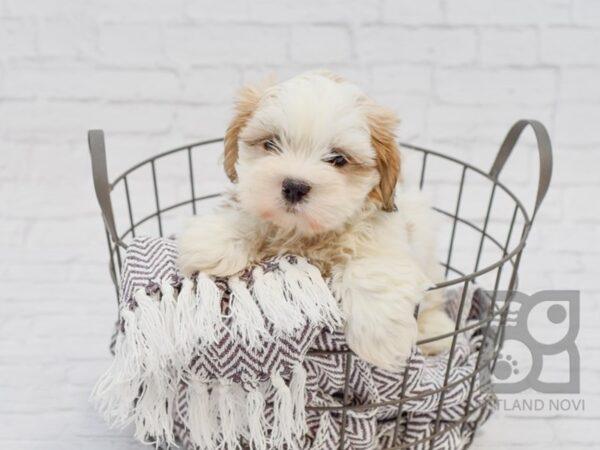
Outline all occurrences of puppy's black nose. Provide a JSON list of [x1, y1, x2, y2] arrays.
[[282, 178, 311, 204]]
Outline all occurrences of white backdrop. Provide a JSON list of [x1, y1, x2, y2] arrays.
[[1, 1, 598, 449]]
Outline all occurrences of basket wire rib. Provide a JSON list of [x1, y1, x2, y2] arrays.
[[87, 120, 552, 449]]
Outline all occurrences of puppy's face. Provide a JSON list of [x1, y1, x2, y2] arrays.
[[224, 72, 400, 235]]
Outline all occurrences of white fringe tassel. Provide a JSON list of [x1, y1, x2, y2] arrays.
[[174, 278, 198, 365], [293, 257, 343, 329], [246, 389, 267, 450], [133, 373, 176, 446], [187, 379, 215, 449], [228, 276, 268, 347], [91, 308, 143, 426], [270, 372, 295, 449], [217, 383, 241, 450], [251, 266, 305, 334], [195, 272, 223, 344], [159, 281, 177, 340], [290, 364, 308, 436], [134, 289, 175, 373]]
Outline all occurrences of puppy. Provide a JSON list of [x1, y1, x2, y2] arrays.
[[178, 71, 454, 370]]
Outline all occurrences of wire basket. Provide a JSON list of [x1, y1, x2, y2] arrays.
[[88, 119, 552, 449]]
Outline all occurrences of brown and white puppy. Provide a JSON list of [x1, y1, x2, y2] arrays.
[[178, 71, 453, 370]]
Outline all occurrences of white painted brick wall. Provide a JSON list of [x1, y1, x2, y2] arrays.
[[0, 1, 598, 448]]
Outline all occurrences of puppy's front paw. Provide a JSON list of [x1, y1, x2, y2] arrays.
[[345, 311, 417, 371], [178, 214, 251, 278], [333, 259, 426, 371], [417, 308, 455, 356]]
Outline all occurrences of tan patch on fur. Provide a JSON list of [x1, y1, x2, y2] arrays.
[[251, 203, 381, 276], [223, 78, 275, 181], [215, 187, 382, 277], [364, 102, 401, 212]]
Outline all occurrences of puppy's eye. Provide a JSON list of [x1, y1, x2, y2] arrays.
[[262, 138, 279, 153], [324, 154, 348, 167]]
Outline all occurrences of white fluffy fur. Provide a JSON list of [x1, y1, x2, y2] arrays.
[[178, 71, 454, 371]]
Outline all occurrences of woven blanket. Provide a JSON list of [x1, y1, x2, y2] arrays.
[[92, 237, 496, 450]]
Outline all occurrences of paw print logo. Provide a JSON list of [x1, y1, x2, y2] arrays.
[[487, 290, 580, 394], [494, 353, 519, 380]]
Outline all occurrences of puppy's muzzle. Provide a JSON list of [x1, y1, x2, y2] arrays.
[[282, 178, 311, 204]]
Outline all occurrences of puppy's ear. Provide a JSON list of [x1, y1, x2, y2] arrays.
[[366, 103, 401, 212], [224, 78, 274, 181]]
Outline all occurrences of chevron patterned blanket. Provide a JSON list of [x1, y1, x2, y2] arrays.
[[92, 237, 496, 450]]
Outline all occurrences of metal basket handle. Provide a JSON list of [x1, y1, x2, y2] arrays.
[[88, 129, 120, 245], [489, 119, 553, 221]]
